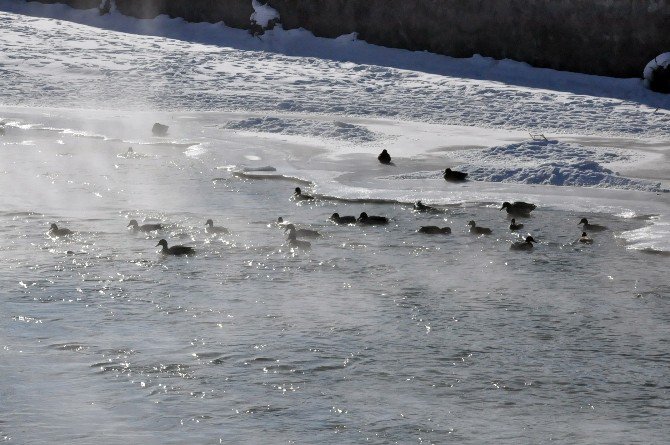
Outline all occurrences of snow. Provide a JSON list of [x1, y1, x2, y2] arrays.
[[643, 52, 670, 79], [251, 0, 280, 28], [0, 0, 669, 251]]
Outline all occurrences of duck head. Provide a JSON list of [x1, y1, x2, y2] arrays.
[[205, 219, 214, 227], [127, 219, 138, 228], [359, 212, 368, 220], [50, 223, 58, 230], [156, 239, 168, 248], [511, 218, 516, 224], [277, 217, 284, 223], [578, 218, 588, 225], [525, 236, 537, 243], [330, 213, 340, 220], [467, 220, 476, 227], [581, 232, 588, 237], [500, 202, 511, 211], [283, 224, 296, 231], [294, 187, 301, 195]]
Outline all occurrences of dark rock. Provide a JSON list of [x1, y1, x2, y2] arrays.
[[152, 122, 169, 136]]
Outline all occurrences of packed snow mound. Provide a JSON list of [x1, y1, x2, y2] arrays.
[[251, 0, 280, 28], [224, 117, 378, 143], [454, 140, 663, 191], [456, 140, 635, 166], [643, 52, 670, 93], [383, 140, 665, 192], [463, 161, 664, 191]]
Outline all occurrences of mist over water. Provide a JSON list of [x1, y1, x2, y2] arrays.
[[1, 111, 668, 444]]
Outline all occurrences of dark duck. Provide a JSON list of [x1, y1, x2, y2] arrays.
[[510, 235, 537, 250], [468, 220, 492, 235], [377, 149, 392, 165], [205, 219, 229, 234], [418, 226, 451, 234], [127, 219, 162, 232], [579, 232, 593, 244], [48, 223, 73, 237], [413, 201, 438, 212], [578, 218, 606, 232], [285, 227, 311, 250], [293, 187, 314, 201], [509, 218, 524, 231], [330, 213, 357, 224], [284, 223, 321, 238], [500, 201, 536, 216], [443, 168, 468, 182], [156, 239, 195, 256], [357, 212, 389, 225]]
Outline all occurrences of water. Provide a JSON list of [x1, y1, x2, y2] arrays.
[[1, 114, 669, 444]]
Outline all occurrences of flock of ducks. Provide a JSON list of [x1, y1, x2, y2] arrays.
[[45, 149, 608, 255]]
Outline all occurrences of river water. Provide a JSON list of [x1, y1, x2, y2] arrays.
[[0, 110, 669, 444]]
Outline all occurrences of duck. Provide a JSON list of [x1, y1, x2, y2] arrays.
[[205, 219, 229, 234], [578, 218, 607, 232], [357, 212, 389, 225], [378, 149, 392, 165], [500, 201, 536, 216], [510, 235, 537, 250], [127, 219, 162, 232], [413, 201, 438, 212], [468, 220, 492, 235], [293, 187, 314, 201], [579, 232, 593, 244], [285, 229, 311, 250], [330, 213, 357, 224], [156, 239, 195, 256], [443, 168, 468, 182], [48, 223, 73, 237], [276, 217, 285, 225], [418, 226, 451, 234], [509, 218, 524, 231], [284, 223, 321, 238]]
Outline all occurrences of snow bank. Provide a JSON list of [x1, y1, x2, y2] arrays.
[[383, 140, 665, 192], [463, 161, 664, 192], [251, 0, 279, 28], [224, 117, 378, 144]]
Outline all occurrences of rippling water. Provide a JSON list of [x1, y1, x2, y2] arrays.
[[1, 117, 669, 444]]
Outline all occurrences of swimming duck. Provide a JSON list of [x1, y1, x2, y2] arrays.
[[293, 187, 314, 201], [509, 218, 524, 231], [510, 235, 537, 250], [418, 226, 451, 234], [285, 230, 311, 250], [330, 213, 357, 224], [284, 223, 321, 238], [277, 217, 285, 224], [205, 219, 229, 234], [578, 218, 607, 232], [443, 168, 468, 182], [378, 149, 392, 165], [48, 223, 73, 237], [468, 220, 492, 235], [413, 201, 438, 212], [156, 239, 195, 256], [500, 201, 536, 216], [127, 219, 162, 232], [579, 232, 593, 244], [357, 212, 389, 225]]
